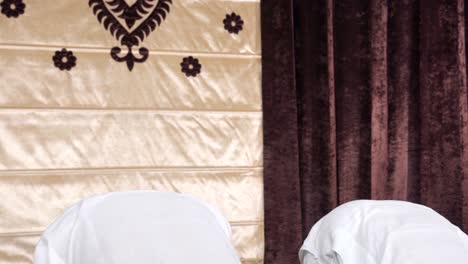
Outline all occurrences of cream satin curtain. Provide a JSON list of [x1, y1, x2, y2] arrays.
[[0, 0, 263, 263]]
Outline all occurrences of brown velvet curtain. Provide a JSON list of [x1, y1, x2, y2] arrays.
[[262, 0, 468, 264]]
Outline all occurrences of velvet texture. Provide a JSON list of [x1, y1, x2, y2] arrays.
[[262, 0, 468, 264]]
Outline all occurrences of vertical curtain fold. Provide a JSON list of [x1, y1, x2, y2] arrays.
[[261, 1, 302, 264], [262, 1, 468, 264]]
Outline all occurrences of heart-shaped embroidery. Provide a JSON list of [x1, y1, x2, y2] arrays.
[[89, 0, 172, 71]]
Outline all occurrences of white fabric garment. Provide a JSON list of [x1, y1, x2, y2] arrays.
[[34, 191, 241, 264], [300, 200, 468, 264]]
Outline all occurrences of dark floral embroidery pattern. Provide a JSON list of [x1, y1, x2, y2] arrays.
[[1, 0, 25, 18], [52, 49, 77, 71], [180, 56, 201, 77], [223, 12, 243, 34], [88, 0, 172, 71]]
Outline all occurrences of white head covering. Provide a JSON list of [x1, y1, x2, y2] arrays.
[[34, 191, 240, 264], [300, 200, 468, 264]]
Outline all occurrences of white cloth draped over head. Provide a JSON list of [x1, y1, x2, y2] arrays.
[[300, 200, 468, 264], [33, 191, 241, 264]]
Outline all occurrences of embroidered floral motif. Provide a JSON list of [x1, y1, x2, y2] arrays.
[[1, 0, 25, 18], [52, 49, 77, 71], [180, 56, 201, 77], [88, 0, 172, 71], [223, 12, 243, 34]]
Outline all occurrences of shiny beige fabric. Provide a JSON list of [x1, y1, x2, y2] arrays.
[[0, 0, 263, 263]]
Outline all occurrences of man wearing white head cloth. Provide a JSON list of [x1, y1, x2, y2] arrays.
[[300, 200, 468, 264], [34, 191, 241, 264]]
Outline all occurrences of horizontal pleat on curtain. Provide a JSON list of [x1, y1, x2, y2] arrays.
[[0, 0, 264, 263]]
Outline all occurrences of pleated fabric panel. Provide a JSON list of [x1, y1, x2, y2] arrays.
[[0, 0, 263, 263]]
